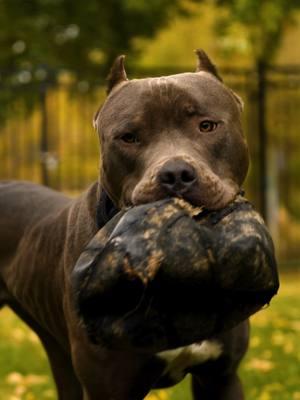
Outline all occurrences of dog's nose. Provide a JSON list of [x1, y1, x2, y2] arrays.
[[158, 160, 197, 194]]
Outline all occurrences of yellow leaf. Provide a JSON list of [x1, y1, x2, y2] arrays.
[[245, 358, 275, 372], [271, 330, 285, 345], [258, 391, 271, 400], [283, 341, 295, 354], [14, 385, 26, 396], [6, 372, 23, 385], [25, 374, 48, 385], [250, 336, 261, 348]]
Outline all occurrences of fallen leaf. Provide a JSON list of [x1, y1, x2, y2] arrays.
[[245, 358, 275, 372]]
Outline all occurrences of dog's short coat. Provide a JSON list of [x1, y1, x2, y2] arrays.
[[0, 51, 271, 400]]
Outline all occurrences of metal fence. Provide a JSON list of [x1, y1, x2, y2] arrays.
[[0, 65, 300, 264]]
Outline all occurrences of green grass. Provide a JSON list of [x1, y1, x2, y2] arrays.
[[0, 272, 300, 400]]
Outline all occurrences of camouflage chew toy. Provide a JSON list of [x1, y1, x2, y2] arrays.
[[72, 196, 279, 352]]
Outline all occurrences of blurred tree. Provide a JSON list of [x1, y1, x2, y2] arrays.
[[0, 0, 196, 123], [215, 0, 300, 64], [214, 0, 300, 220], [0, 0, 189, 82]]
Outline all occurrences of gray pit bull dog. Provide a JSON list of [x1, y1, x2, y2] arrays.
[[0, 50, 277, 400]]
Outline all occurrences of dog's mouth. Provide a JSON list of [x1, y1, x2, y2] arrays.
[[130, 187, 224, 211], [130, 167, 239, 211]]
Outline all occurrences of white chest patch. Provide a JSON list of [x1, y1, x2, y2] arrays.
[[157, 340, 223, 382]]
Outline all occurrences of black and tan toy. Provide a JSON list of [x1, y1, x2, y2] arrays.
[[72, 196, 279, 353]]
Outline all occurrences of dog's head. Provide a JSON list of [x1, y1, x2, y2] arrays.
[[93, 50, 249, 209]]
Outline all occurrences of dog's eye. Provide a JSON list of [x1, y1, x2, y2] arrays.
[[120, 133, 139, 144], [199, 120, 217, 132]]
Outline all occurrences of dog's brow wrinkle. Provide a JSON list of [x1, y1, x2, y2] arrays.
[[148, 79, 154, 95], [158, 77, 168, 99]]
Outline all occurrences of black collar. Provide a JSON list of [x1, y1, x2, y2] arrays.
[[96, 186, 119, 229]]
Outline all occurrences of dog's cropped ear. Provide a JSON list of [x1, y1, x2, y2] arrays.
[[195, 49, 244, 112], [230, 90, 244, 112], [93, 107, 101, 130], [194, 49, 223, 82], [106, 55, 128, 94]]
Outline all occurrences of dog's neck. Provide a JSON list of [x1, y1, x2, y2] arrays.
[[96, 185, 119, 229]]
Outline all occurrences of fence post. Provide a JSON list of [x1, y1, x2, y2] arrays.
[[39, 82, 49, 186], [257, 61, 268, 222]]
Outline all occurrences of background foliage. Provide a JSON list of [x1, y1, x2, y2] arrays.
[[1, 1, 300, 399], [0, 0, 188, 79]]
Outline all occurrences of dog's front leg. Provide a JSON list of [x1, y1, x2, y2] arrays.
[[191, 373, 244, 400], [190, 322, 249, 400], [70, 331, 154, 400], [39, 332, 83, 400]]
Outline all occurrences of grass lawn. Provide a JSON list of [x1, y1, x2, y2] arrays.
[[0, 271, 299, 400]]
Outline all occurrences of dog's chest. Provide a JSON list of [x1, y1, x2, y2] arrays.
[[156, 340, 223, 384]]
